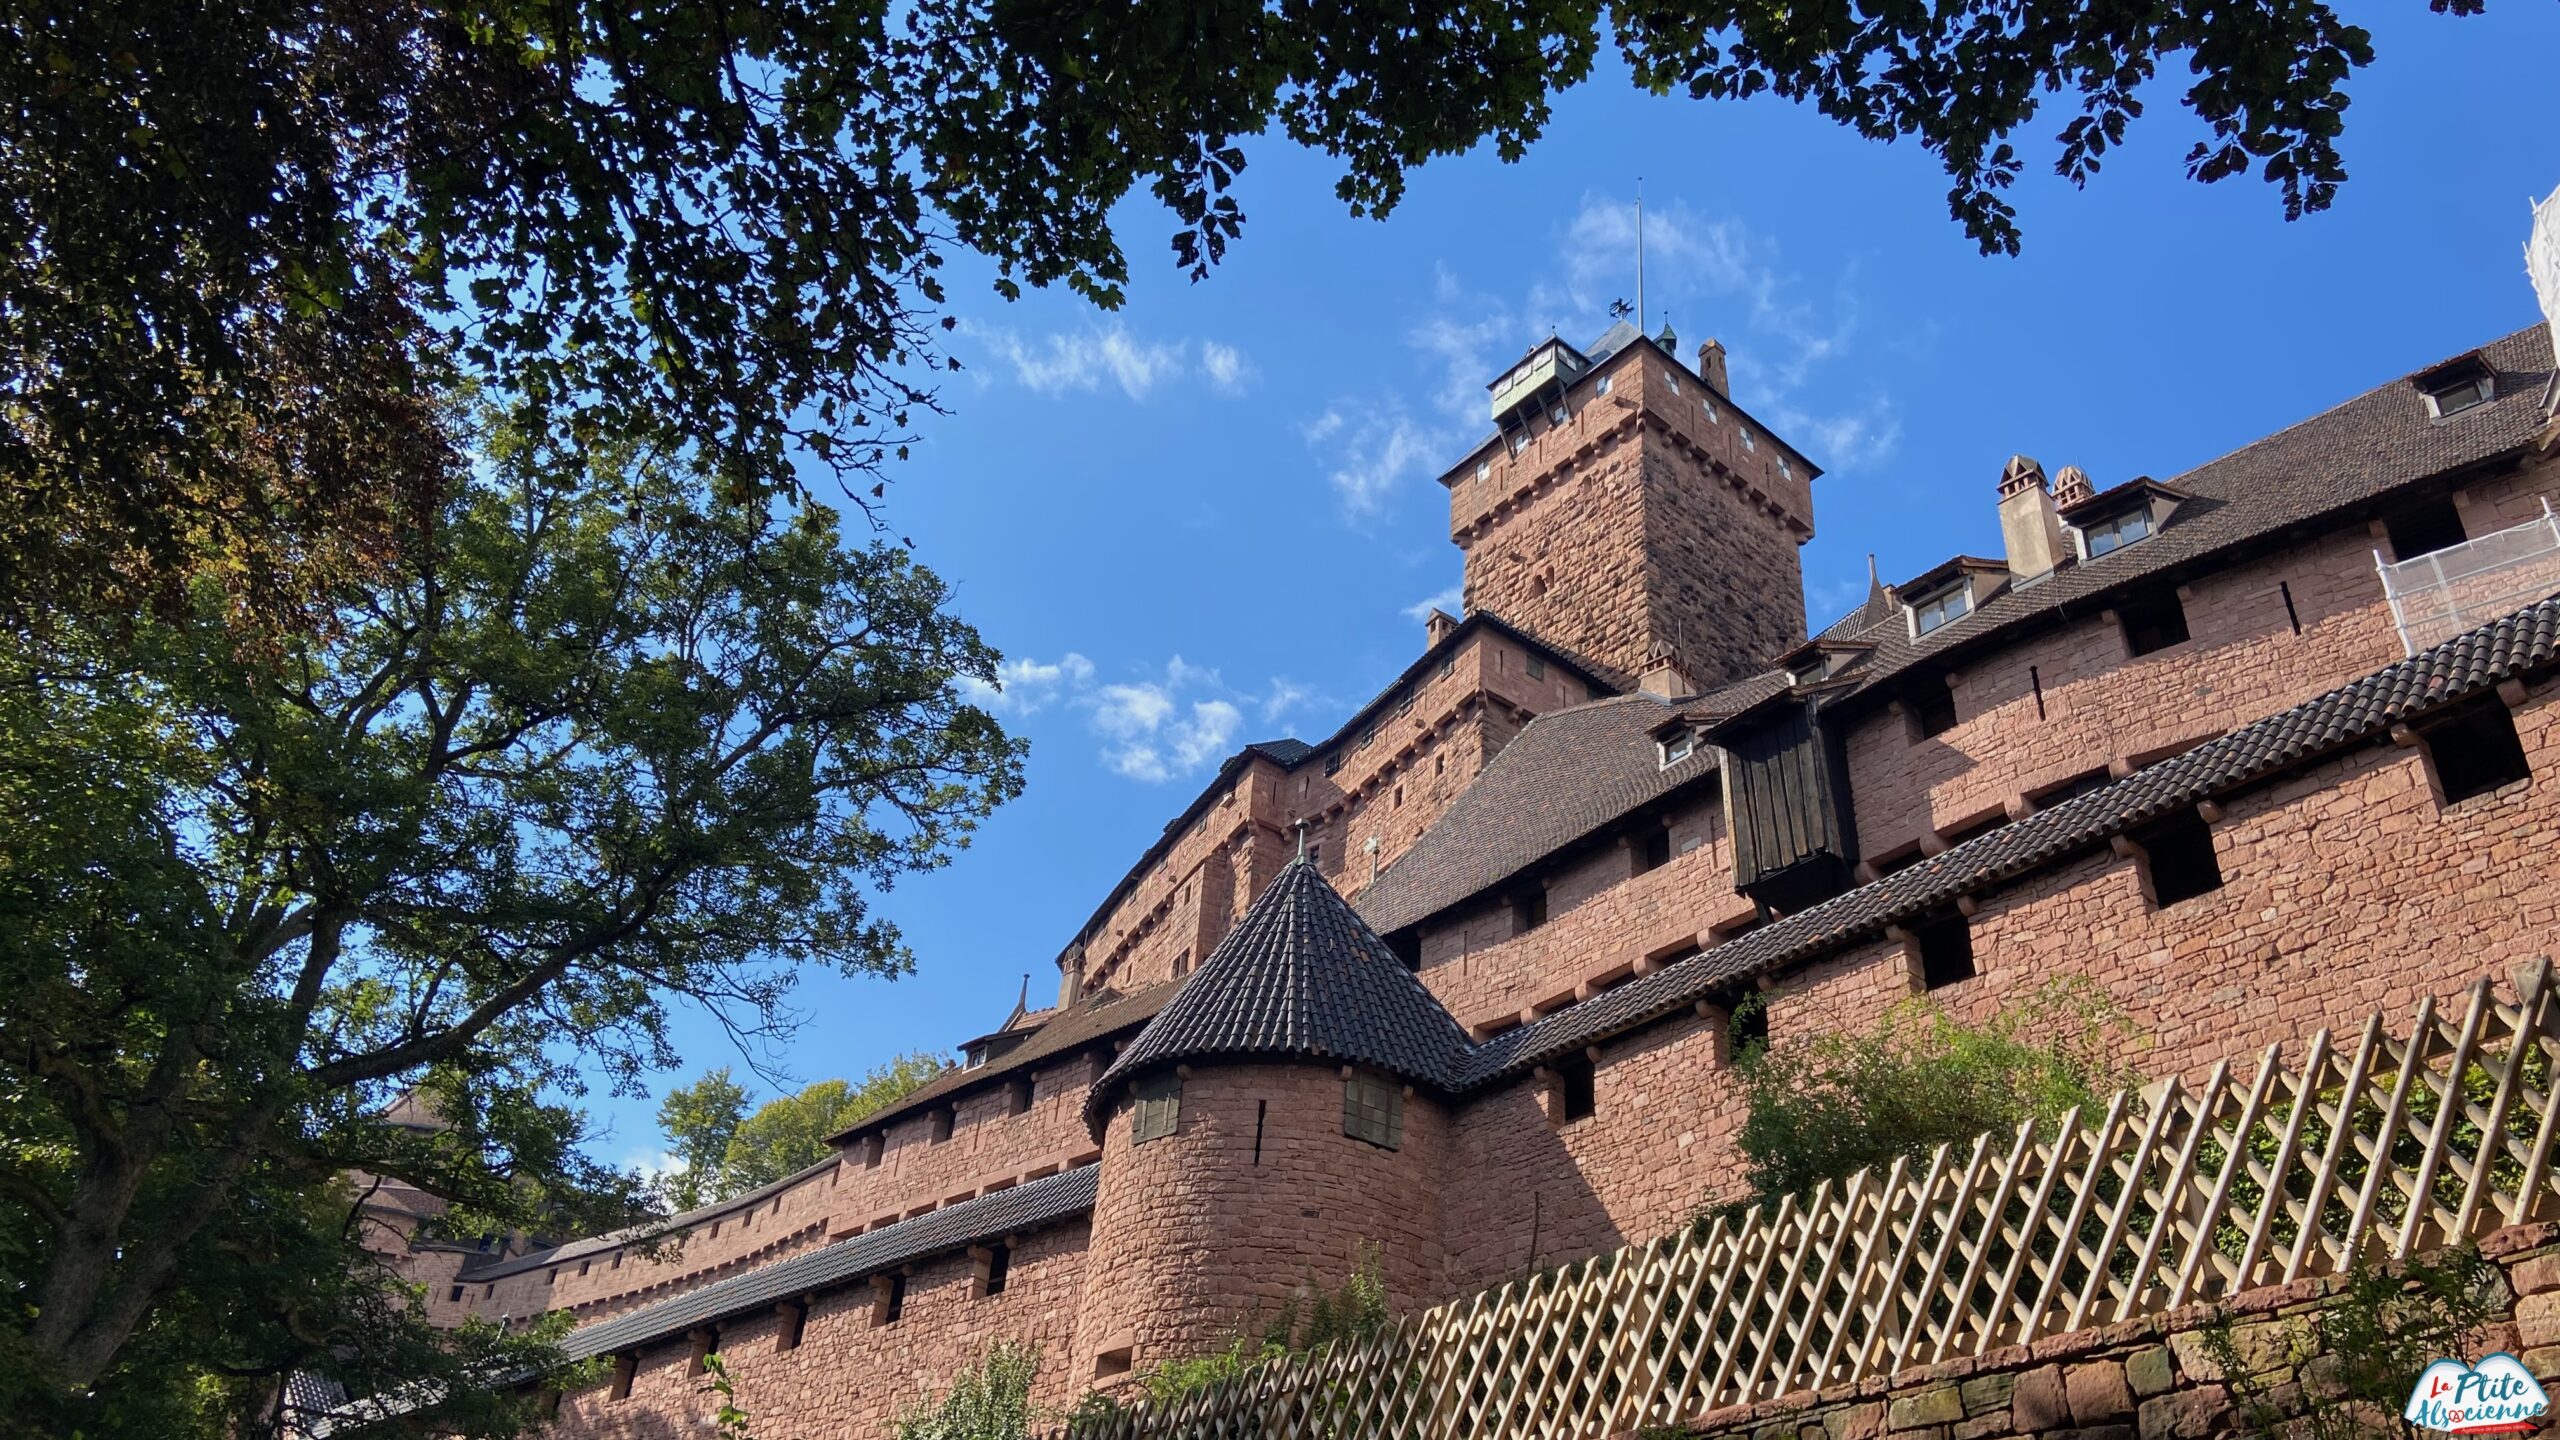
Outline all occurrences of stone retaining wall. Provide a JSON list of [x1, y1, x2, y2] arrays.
[[1637, 1222, 2560, 1440]]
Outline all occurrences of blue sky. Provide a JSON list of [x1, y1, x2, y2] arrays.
[[588, 5, 2560, 1172]]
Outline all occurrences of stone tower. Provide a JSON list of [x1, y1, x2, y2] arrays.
[[1072, 859, 1467, 1383], [1445, 323, 1816, 688]]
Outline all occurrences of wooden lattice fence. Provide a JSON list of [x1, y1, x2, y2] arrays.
[[1059, 963, 2560, 1440]]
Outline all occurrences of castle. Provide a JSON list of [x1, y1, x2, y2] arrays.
[[355, 309, 2560, 1438]]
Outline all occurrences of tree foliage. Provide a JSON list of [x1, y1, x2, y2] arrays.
[[658, 1052, 948, 1210], [1725, 980, 2138, 1211], [893, 1340, 1040, 1440], [0, 411, 1024, 1434], [1, 0, 2488, 626]]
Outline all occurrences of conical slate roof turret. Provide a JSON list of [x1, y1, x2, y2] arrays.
[[1083, 859, 1471, 1132]]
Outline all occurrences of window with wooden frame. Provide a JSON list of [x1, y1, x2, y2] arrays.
[[1342, 1070, 1405, 1149], [1131, 1071, 1181, 1144]]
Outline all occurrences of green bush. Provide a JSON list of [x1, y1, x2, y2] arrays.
[[1721, 978, 2138, 1215], [2202, 1245, 2503, 1440], [894, 1341, 1039, 1440], [1135, 1245, 1395, 1405]]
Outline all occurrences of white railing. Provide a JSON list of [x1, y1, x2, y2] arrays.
[[1056, 962, 2560, 1440], [2378, 500, 2560, 657]]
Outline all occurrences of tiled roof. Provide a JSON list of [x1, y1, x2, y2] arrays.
[[559, 1164, 1100, 1361], [1354, 683, 1764, 937], [1461, 589, 2560, 1089], [1054, 612, 1613, 973], [828, 979, 1182, 1144], [458, 1156, 845, 1282], [1087, 860, 1473, 1128], [1815, 324, 2555, 710]]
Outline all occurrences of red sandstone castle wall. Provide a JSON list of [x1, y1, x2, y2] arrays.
[[1414, 789, 1741, 1033], [1844, 464, 2557, 863], [1073, 1064, 1449, 1390], [550, 1218, 1092, 1440], [1425, 672, 2559, 1302]]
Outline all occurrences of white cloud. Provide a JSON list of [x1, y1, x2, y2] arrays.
[[1201, 341, 1252, 395], [975, 651, 1306, 784], [1313, 407, 1449, 518], [970, 322, 1252, 401], [1402, 582, 1465, 623], [1313, 195, 1898, 509], [959, 652, 1095, 715]]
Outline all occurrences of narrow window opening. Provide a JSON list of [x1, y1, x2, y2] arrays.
[[1911, 911, 1977, 990], [688, 1328, 718, 1375], [448, 1284, 465, 1303], [1094, 1347, 1135, 1381], [1342, 1070, 1406, 1149], [927, 1106, 954, 1144], [609, 1354, 636, 1401], [1512, 887, 1548, 934], [1908, 681, 1957, 739], [777, 1300, 808, 1352], [2387, 499, 2469, 560], [1729, 996, 1770, 1058], [2134, 807, 2225, 908], [1252, 1099, 1267, 1166], [862, 1134, 884, 1170], [1387, 930, 1422, 971], [1008, 1078, 1034, 1116], [978, 1243, 1012, 1298], [2119, 590, 2190, 656], [873, 1273, 907, 1326], [2279, 580, 2302, 636], [1526, 654, 1547, 680], [2420, 696, 2531, 804], [1556, 1054, 1597, 1123], [1637, 827, 1673, 874], [2029, 665, 2046, 721]]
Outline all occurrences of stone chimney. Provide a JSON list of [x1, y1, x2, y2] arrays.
[[1423, 607, 1460, 649], [1997, 454, 2069, 580], [1638, 646, 1695, 699], [1695, 339, 1730, 397], [2053, 464, 2095, 509]]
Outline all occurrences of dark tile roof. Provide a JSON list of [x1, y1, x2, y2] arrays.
[[1353, 686, 1756, 937], [459, 1156, 846, 1282], [1816, 323, 2555, 712], [1247, 738, 1314, 767], [1461, 588, 2560, 1089], [827, 979, 1182, 1145], [1086, 860, 1472, 1128], [1054, 612, 1613, 968], [560, 1164, 1100, 1361]]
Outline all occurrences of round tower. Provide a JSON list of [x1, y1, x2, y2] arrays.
[[1070, 859, 1467, 1387]]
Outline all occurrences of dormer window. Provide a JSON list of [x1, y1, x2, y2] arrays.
[[1659, 731, 1697, 769], [2426, 373, 2493, 419], [1909, 585, 1971, 637], [2414, 353, 2495, 421], [2080, 507, 2152, 558]]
